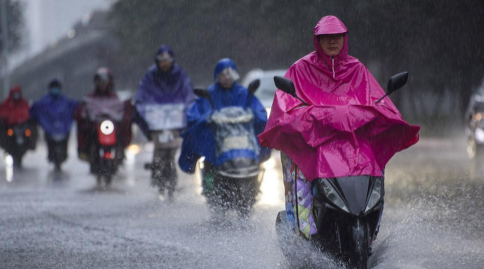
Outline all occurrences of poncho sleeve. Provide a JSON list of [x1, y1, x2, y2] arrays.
[[178, 97, 214, 173], [258, 61, 419, 180], [180, 70, 196, 108]]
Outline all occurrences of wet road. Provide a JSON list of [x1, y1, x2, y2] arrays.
[[1, 136, 483, 269]]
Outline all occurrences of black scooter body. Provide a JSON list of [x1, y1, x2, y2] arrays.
[[277, 176, 384, 269], [2, 122, 37, 167], [314, 176, 383, 268], [46, 134, 69, 170]]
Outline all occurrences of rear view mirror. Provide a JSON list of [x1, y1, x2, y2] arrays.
[[248, 79, 260, 96], [245, 79, 260, 108], [387, 72, 408, 95], [376, 72, 409, 104], [274, 76, 296, 97], [194, 88, 210, 99], [273, 76, 308, 106], [194, 88, 214, 109]]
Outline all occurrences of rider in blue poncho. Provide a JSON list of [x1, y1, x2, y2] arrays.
[[134, 45, 195, 139], [179, 58, 270, 174], [30, 79, 78, 166]]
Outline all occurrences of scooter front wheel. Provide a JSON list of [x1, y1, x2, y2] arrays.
[[12, 154, 23, 168], [105, 175, 112, 186], [54, 160, 62, 171], [345, 220, 369, 269]]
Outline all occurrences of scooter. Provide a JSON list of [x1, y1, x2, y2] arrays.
[[274, 72, 409, 269], [91, 115, 119, 186], [137, 103, 186, 198], [45, 133, 69, 171], [80, 96, 127, 186], [466, 99, 484, 159], [194, 79, 264, 217], [2, 121, 37, 167]]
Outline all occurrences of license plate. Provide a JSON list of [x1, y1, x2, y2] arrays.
[[158, 131, 174, 143], [16, 138, 24, 145], [223, 136, 249, 150]]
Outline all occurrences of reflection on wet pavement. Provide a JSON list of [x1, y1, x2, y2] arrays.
[[1, 137, 483, 268]]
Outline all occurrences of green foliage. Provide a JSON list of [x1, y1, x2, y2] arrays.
[[109, 0, 484, 124]]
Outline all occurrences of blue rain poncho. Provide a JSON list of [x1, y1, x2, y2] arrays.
[[30, 93, 78, 136], [135, 45, 195, 134], [179, 59, 270, 173]]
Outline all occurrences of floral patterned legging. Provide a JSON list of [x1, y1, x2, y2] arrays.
[[281, 152, 317, 238]]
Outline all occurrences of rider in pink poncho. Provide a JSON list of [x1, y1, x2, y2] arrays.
[[258, 16, 419, 238]]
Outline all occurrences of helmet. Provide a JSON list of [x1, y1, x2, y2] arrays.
[[94, 67, 113, 83], [93, 67, 115, 93], [48, 78, 62, 89]]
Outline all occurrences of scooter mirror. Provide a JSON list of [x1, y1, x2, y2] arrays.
[[387, 72, 408, 95], [274, 76, 296, 97], [194, 88, 210, 99], [248, 79, 260, 96], [194, 88, 215, 109]]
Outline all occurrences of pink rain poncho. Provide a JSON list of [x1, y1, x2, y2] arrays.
[[258, 16, 420, 181]]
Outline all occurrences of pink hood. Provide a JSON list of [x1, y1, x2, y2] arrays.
[[258, 15, 419, 181]]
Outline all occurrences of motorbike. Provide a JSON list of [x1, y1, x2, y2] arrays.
[[273, 72, 409, 269], [2, 121, 37, 167], [82, 97, 126, 186], [45, 133, 69, 171], [137, 103, 186, 198], [194, 79, 264, 217], [90, 115, 120, 185], [465, 95, 484, 159]]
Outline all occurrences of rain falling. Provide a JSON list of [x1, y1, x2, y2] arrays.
[[1, 1, 484, 268]]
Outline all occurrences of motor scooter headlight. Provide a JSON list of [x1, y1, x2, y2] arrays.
[[319, 179, 349, 213], [365, 177, 383, 213], [100, 120, 114, 135], [475, 128, 484, 143]]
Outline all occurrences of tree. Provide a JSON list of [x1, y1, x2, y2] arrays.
[[109, 0, 484, 128], [0, 0, 24, 53]]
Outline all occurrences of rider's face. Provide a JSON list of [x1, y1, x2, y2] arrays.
[[157, 60, 173, 72], [218, 71, 234, 89], [96, 80, 109, 92], [319, 34, 344, 57], [12, 92, 21, 101]]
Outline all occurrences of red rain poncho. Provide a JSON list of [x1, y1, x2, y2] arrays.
[[0, 85, 30, 125], [258, 16, 419, 181]]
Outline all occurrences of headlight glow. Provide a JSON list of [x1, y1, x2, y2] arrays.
[[476, 128, 484, 143], [365, 178, 383, 213], [100, 120, 114, 135], [320, 179, 349, 212]]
